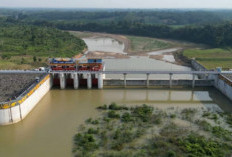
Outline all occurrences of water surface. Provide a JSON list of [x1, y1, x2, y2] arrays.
[[0, 88, 231, 157], [104, 56, 192, 79], [83, 37, 125, 54]]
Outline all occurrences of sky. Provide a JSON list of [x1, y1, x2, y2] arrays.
[[1, 0, 232, 9]]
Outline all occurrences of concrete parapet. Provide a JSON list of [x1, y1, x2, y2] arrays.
[[0, 75, 52, 125]]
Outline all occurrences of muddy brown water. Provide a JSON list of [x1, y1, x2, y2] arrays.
[[83, 37, 125, 54], [0, 87, 231, 157], [0, 36, 231, 157]]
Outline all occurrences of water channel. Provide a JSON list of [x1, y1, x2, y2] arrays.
[[0, 36, 231, 157]]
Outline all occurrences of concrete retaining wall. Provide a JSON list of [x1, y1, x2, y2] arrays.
[[104, 79, 213, 87], [191, 60, 232, 101], [191, 60, 208, 79], [0, 75, 52, 125], [214, 75, 232, 101]]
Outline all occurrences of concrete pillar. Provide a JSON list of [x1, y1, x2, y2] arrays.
[[169, 73, 173, 88], [191, 90, 194, 101], [168, 90, 171, 101], [73, 73, 79, 89], [146, 73, 150, 88], [123, 73, 127, 88], [192, 74, 196, 88], [98, 73, 103, 89], [59, 73, 66, 89], [87, 73, 92, 89]]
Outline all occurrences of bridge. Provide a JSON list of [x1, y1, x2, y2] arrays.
[[1, 69, 232, 89]]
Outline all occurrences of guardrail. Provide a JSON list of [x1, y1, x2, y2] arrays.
[[0, 74, 50, 109], [1, 69, 232, 75], [50, 70, 232, 75]]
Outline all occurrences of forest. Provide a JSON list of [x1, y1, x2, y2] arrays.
[[1, 9, 232, 47], [0, 21, 86, 58]]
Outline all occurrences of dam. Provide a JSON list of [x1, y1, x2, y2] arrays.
[[0, 59, 232, 156], [0, 59, 232, 126]]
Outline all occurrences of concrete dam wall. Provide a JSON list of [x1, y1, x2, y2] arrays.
[[0, 74, 52, 125]]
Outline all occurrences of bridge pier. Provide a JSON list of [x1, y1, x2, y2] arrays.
[[87, 73, 92, 89], [169, 73, 173, 88], [192, 74, 196, 88], [59, 73, 66, 89], [146, 73, 150, 88], [123, 73, 127, 88], [73, 73, 79, 89], [98, 73, 103, 89]]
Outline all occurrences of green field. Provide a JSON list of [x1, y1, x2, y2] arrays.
[[126, 35, 173, 53], [0, 56, 48, 70], [183, 48, 232, 70]]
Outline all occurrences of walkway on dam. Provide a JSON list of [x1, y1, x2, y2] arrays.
[[1, 69, 232, 75]]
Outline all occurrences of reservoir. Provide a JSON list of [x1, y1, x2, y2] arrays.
[[83, 37, 125, 54], [83, 37, 193, 79], [0, 35, 231, 157], [0, 88, 231, 157]]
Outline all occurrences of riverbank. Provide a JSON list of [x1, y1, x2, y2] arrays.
[[69, 31, 203, 66]]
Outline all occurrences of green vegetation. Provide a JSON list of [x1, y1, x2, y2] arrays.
[[127, 36, 172, 52], [0, 23, 86, 69], [183, 48, 232, 69], [2, 9, 232, 47], [73, 104, 232, 157], [7, 9, 232, 25]]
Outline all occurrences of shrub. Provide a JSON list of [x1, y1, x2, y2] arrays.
[[179, 134, 229, 157], [170, 114, 176, 119], [97, 104, 108, 110], [121, 112, 133, 122], [132, 104, 153, 122], [87, 128, 99, 134], [108, 111, 120, 119], [74, 133, 98, 152], [167, 150, 176, 157], [109, 102, 128, 110], [195, 120, 212, 131]]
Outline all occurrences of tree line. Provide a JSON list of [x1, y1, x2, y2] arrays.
[[0, 22, 87, 58], [2, 9, 232, 47]]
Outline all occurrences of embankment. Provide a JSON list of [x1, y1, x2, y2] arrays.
[[0, 74, 52, 125]]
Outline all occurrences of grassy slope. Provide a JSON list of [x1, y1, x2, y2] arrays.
[[183, 48, 232, 70], [126, 35, 173, 52]]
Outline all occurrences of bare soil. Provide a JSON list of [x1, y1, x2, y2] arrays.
[[70, 31, 203, 66], [0, 73, 45, 102]]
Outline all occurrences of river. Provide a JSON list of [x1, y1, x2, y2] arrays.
[[0, 88, 232, 157], [0, 36, 231, 157]]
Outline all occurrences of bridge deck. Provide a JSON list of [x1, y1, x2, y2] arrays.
[[0, 70, 232, 75]]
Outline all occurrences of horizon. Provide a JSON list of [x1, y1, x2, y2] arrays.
[[1, 0, 232, 9], [1, 7, 232, 10]]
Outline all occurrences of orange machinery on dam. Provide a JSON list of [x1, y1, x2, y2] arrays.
[[49, 58, 104, 87]]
